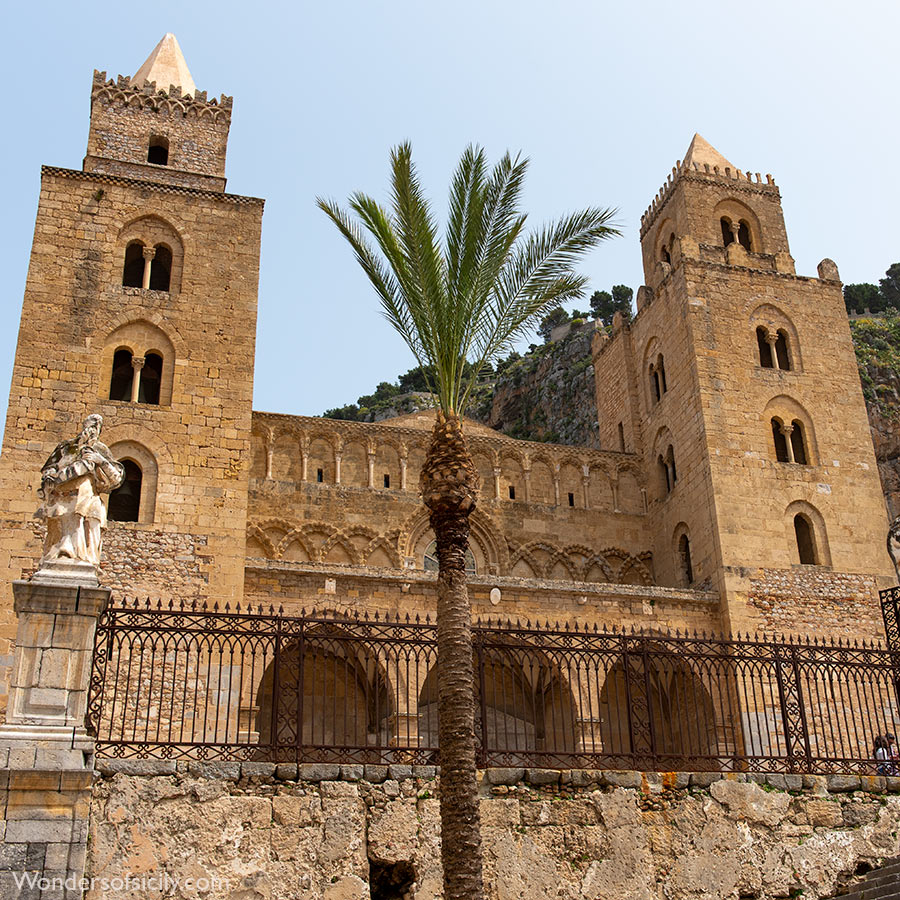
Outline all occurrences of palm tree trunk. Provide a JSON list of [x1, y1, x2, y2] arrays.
[[421, 412, 484, 900]]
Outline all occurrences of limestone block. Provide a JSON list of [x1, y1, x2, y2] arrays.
[[367, 799, 420, 863], [709, 779, 791, 827], [324, 875, 369, 900]]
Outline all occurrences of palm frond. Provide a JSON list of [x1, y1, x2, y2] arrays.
[[319, 145, 620, 418]]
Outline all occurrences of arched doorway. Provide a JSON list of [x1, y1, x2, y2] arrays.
[[254, 624, 393, 761], [599, 641, 718, 769], [418, 636, 578, 766]]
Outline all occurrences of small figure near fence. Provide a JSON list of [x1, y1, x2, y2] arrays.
[[38, 414, 124, 569], [874, 733, 897, 774]]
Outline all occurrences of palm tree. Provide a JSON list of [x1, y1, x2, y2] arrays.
[[318, 144, 617, 900]]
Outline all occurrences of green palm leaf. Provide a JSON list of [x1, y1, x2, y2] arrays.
[[317, 143, 619, 416]]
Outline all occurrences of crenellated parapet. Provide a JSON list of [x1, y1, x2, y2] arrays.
[[91, 70, 233, 123], [640, 157, 778, 238]]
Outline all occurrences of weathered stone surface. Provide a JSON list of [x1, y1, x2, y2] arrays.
[[80, 770, 900, 899], [710, 778, 792, 827]]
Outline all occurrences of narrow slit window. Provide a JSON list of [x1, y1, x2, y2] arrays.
[[139, 353, 163, 405], [772, 419, 790, 462], [567, 492, 575, 507], [618, 422, 625, 452], [659, 455, 671, 495], [383, 473, 390, 488], [122, 242, 145, 288], [775, 330, 791, 370], [317, 468, 324, 483], [508, 485, 516, 500], [721, 217, 734, 246], [107, 459, 142, 522], [757, 327, 774, 368], [679, 534, 693, 585], [790, 420, 808, 465], [149, 244, 172, 292], [794, 514, 817, 565], [109, 348, 134, 401]]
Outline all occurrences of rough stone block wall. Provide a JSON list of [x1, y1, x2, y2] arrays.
[[85, 72, 232, 188], [748, 568, 883, 640], [81, 762, 900, 900]]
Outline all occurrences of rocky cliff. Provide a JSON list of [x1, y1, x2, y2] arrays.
[[468, 315, 900, 519], [469, 323, 600, 448], [851, 316, 900, 518]]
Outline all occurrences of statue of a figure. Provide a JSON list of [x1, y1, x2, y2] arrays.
[[38, 415, 124, 568], [888, 514, 900, 581]]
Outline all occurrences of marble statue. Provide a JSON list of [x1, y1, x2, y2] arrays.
[[38, 415, 125, 568]]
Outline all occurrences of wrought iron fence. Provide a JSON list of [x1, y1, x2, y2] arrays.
[[87, 599, 900, 773]]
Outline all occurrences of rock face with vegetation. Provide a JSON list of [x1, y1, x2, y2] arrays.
[[468, 323, 600, 447], [851, 315, 900, 517]]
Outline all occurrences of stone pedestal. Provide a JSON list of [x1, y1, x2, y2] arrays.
[[0, 579, 109, 899]]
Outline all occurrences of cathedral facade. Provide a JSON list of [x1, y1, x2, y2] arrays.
[[0, 35, 892, 710]]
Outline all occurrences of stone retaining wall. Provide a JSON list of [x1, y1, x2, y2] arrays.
[[80, 763, 900, 900]]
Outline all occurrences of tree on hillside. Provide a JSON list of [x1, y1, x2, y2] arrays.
[[538, 306, 569, 342], [844, 282, 882, 315], [590, 284, 633, 325], [881, 263, 900, 309], [318, 143, 617, 900], [611, 284, 634, 318]]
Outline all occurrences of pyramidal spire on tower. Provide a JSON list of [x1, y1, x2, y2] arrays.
[[133, 33, 197, 96], [681, 134, 735, 173]]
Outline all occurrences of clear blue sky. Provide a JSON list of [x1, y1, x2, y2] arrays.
[[1, 1, 897, 422]]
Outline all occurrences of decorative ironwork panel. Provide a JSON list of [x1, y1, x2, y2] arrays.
[[89, 600, 900, 774]]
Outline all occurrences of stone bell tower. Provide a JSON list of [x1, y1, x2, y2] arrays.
[[593, 134, 893, 637], [0, 35, 265, 678]]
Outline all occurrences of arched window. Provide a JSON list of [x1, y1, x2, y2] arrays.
[[140, 353, 163, 405], [122, 242, 145, 288], [771, 418, 789, 462], [737, 220, 752, 251], [148, 136, 169, 166], [775, 330, 791, 370], [658, 455, 669, 494], [794, 514, 817, 565], [658, 446, 676, 495], [657, 355, 667, 393], [757, 327, 774, 368], [721, 217, 734, 247], [107, 459, 142, 522], [650, 366, 661, 403], [790, 420, 808, 465], [678, 533, 693, 585], [109, 348, 134, 401], [149, 245, 172, 292]]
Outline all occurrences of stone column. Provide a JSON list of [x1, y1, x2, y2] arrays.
[[334, 453, 342, 485], [0, 577, 110, 898], [300, 437, 309, 482], [130, 356, 144, 403], [367, 451, 375, 489], [553, 465, 561, 507], [399, 454, 408, 492], [523, 461, 532, 503], [611, 479, 620, 513], [492, 467, 501, 501], [781, 424, 795, 463], [141, 246, 156, 290], [766, 333, 778, 368], [582, 465, 590, 509]]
